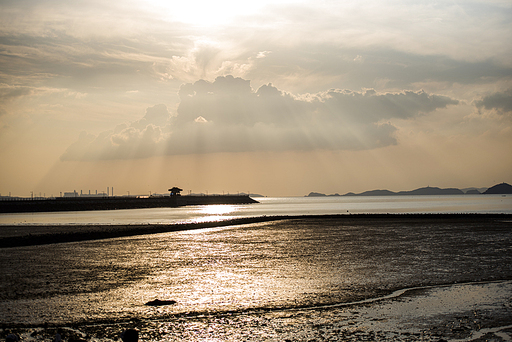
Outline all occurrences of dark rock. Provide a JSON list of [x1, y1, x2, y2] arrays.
[[145, 299, 177, 306], [121, 329, 139, 342]]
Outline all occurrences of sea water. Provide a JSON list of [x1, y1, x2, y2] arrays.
[[0, 194, 511, 225]]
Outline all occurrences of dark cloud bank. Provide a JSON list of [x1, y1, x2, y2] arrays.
[[61, 76, 458, 161], [475, 89, 512, 115]]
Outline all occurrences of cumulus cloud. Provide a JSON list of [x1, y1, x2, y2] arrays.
[[61, 76, 458, 160], [60, 104, 171, 160]]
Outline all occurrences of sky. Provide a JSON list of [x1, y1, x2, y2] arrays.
[[1, 0, 511, 197]]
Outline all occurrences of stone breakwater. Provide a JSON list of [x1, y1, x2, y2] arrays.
[[0, 195, 258, 213]]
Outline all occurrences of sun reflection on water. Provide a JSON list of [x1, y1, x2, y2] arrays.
[[201, 205, 238, 215], [188, 205, 239, 223]]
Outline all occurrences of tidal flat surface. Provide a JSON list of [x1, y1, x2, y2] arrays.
[[1, 215, 512, 341]]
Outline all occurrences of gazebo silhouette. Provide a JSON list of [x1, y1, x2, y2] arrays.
[[168, 187, 183, 196]]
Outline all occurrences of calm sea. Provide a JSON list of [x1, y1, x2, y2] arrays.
[[1, 194, 511, 225]]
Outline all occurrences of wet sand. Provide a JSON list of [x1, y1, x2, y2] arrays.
[[1, 214, 511, 341], [2, 280, 511, 341], [1, 213, 510, 248]]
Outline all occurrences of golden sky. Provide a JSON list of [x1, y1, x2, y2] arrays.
[[1, 0, 511, 197]]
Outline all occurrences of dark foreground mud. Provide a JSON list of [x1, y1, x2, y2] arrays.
[[2, 281, 512, 341]]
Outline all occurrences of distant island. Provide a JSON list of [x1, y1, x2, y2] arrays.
[[483, 182, 512, 194], [306, 183, 512, 197], [306, 192, 342, 197]]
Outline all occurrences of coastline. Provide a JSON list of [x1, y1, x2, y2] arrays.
[[1, 213, 511, 248], [0, 214, 512, 248]]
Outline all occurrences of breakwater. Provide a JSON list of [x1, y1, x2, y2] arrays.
[[0, 195, 258, 213]]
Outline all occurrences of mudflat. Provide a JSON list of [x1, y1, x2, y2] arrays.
[[1, 214, 511, 341], [1, 213, 510, 247]]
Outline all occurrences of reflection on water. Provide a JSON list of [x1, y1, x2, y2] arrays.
[[189, 204, 239, 223], [199, 204, 238, 216]]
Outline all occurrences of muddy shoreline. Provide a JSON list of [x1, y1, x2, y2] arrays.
[[1, 213, 510, 248], [2, 214, 511, 341], [2, 280, 511, 341]]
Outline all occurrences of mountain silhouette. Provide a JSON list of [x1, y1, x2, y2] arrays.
[[483, 182, 512, 194], [343, 189, 396, 196], [308, 183, 511, 197], [341, 186, 464, 196], [396, 186, 463, 195], [306, 192, 327, 197], [465, 189, 481, 194]]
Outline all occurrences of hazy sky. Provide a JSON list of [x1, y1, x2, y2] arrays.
[[1, 0, 511, 197]]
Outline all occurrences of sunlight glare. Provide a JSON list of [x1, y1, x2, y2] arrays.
[[201, 204, 237, 216], [185, 204, 239, 224]]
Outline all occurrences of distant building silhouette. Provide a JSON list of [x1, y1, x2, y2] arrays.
[[63, 191, 78, 198], [63, 190, 107, 197], [168, 187, 183, 196]]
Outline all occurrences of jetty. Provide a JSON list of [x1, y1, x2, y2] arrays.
[[0, 195, 258, 213]]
